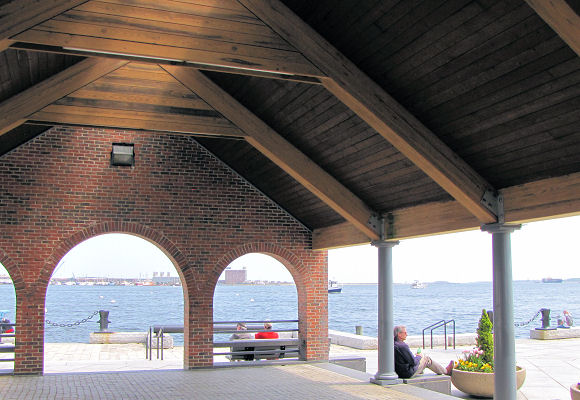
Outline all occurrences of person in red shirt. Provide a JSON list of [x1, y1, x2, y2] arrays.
[[255, 322, 279, 339]]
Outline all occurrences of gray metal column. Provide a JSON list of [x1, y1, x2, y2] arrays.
[[371, 240, 401, 385], [482, 223, 521, 400]]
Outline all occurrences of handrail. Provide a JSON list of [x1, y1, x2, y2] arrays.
[[422, 320, 455, 350], [422, 320, 444, 349]]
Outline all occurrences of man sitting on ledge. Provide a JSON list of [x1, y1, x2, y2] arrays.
[[393, 325, 453, 379]]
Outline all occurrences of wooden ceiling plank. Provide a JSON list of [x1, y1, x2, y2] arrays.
[[162, 65, 380, 240], [13, 29, 321, 77], [35, 104, 234, 127], [59, 8, 294, 51], [98, 0, 262, 25], [96, 75, 196, 92], [0, 57, 128, 135], [313, 171, 580, 250], [83, 78, 208, 101], [526, 0, 580, 57], [30, 111, 244, 137], [35, 19, 304, 65], [0, 0, 89, 52], [71, 87, 214, 110], [238, 0, 498, 224], [75, 1, 281, 38], [106, 65, 177, 83]]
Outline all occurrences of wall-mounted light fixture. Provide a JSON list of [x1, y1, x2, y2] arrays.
[[111, 143, 135, 166]]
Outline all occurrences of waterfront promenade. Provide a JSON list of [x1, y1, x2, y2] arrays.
[[0, 338, 578, 399]]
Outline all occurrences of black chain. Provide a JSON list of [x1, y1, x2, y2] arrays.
[[514, 309, 542, 327], [45, 310, 99, 328]]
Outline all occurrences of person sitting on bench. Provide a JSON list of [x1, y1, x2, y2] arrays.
[[393, 325, 453, 379], [255, 322, 279, 339], [229, 323, 254, 361]]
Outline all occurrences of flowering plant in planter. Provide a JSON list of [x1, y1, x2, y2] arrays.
[[456, 348, 493, 373], [451, 308, 526, 398], [455, 309, 494, 373]]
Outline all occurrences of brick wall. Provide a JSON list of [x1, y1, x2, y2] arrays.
[[0, 126, 328, 374]]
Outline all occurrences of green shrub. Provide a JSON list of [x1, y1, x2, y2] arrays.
[[476, 309, 494, 365]]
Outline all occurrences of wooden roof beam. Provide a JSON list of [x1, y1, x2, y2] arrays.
[[0, 0, 88, 52], [313, 172, 580, 250], [239, 0, 498, 224], [526, 0, 580, 57], [0, 58, 128, 135], [28, 111, 245, 138], [162, 65, 380, 240]]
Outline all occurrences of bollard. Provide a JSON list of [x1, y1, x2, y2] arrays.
[[97, 310, 110, 332], [539, 308, 552, 330], [355, 325, 363, 335]]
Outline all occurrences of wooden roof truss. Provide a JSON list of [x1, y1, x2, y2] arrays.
[[0, 0, 579, 249]]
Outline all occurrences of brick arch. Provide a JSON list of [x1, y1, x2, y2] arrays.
[[205, 241, 328, 362], [211, 242, 306, 291], [37, 222, 188, 291], [0, 248, 25, 292]]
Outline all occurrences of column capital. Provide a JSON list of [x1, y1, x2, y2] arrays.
[[481, 223, 522, 234], [371, 240, 399, 248]]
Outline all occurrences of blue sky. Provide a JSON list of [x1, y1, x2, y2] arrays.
[[0, 215, 578, 283]]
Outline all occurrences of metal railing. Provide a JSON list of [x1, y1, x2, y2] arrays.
[[0, 323, 16, 362], [422, 319, 455, 350], [147, 319, 300, 361]]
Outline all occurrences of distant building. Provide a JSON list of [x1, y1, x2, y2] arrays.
[[152, 272, 180, 286], [224, 268, 247, 284]]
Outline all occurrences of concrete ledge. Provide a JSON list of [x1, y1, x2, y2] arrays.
[[329, 356, 366, 372], [329, 330, 377, 349], [89, 332, 173, 348], [530, 326, 580, 340], [403, 373, 451, 395], [329, 330, 477, 350]]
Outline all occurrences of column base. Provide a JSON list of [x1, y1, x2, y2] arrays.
[[371, 374, 402, 386]]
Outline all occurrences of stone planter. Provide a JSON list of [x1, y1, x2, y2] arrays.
[[451, 366, 526, 398], [571, 383, 580, 400]]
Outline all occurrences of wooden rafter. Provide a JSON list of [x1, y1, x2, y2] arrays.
[[0, 58, 128, 135], [313, 172, 580, 250], [162, 65, 380, 240], [526, 0, 580, 57], [0, 0, 88, 52], [238, 0, 498, 224]]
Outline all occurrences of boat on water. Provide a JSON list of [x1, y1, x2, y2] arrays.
[[410, 280, 426, 289], [541, 277, 563, 283], [328, 280, 342, 293]]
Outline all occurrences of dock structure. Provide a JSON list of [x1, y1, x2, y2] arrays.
[[0, 1, 579, 399]]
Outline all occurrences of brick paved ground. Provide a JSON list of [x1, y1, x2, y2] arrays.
[[1, 338, 577, 399], [0, 364, 436, 400]]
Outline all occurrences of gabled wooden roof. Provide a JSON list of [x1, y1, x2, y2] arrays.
[[1, 0, 579, 249]]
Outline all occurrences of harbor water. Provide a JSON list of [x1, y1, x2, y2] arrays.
[[0, 281, 578, 345]]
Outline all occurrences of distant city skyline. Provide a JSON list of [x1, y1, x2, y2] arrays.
[[0, 215, 578, 284]]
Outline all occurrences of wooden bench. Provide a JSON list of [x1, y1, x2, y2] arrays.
[[214, 338, 300, 361]]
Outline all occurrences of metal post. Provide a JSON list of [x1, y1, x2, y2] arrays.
[[482, 223, 521, 400], [97, 310, 110, 332], [371, 239, 401, 385], [539, 308, 552, 329], [355, 325, 363, 335]]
